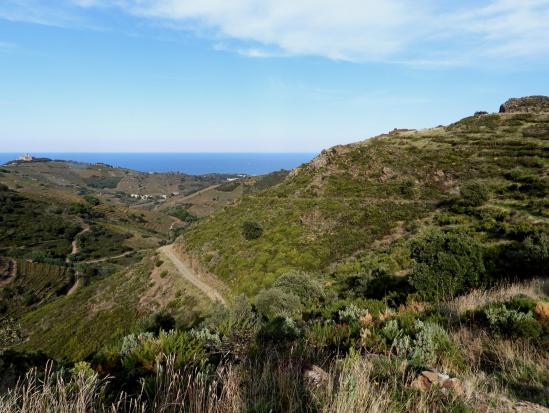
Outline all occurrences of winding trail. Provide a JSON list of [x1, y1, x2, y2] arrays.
[[66, 224, 90, 263], [159, 244, 226, 305], [66, 278, 82, 296]]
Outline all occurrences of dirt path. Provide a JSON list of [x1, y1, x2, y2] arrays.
[[169, 218, 183, 232], [159, 244, 226, 305], [82, 250, 139, 264], [179, 185, 221, 201], [66, 277, 82, 296], [66, 224, 90, 263], [158, 185, 222, 212]]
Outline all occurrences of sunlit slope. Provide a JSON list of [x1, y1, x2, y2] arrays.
[[179, 106, 549, 295]]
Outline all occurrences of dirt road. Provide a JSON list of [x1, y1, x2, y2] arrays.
[[159, 244, 226, 305]]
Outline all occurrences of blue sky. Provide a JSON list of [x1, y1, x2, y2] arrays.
[[1, 0, 548, 152]]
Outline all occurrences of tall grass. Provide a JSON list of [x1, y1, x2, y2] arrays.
[[0, 356, 241, 413], [0, 352, 522, 413]]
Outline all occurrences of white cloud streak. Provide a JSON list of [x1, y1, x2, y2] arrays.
[[3, 0, 549, 64]]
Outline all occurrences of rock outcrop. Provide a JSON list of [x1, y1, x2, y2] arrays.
[[411, 370, 465, 395], [499, 96, 549, 113]]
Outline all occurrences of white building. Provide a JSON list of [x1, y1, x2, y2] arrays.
[[18, 153, 34, 162]]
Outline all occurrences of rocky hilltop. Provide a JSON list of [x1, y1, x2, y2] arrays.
[[499, 95, 549, 113]]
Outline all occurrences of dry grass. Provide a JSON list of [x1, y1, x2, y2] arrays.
[[319, 358, 394, 413], [0, 356, 242, 413], [450, 327, 549, 407], [442, 278, 547, 318], [1, 349, 546, 413]]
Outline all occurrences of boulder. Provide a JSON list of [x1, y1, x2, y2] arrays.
[[499, 96, 549, 114], [535, 302, 549, 324], [410, 370, 464, 396], [442, 378, 465, 396], [303, 365, 329, 390]]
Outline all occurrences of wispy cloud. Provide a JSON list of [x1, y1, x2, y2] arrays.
[[2, 0, 549, 64]]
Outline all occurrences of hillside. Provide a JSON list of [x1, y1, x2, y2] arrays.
[[179, 97, 549, 295], [0, 162, 290, 361], [0, 158, 238, 209], [1, 97, 548, 412]]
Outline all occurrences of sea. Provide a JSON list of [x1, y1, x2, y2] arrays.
[[0, 153, 317, 176]]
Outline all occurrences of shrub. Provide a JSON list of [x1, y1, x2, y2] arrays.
[[241, 221, 263, 240], [217, 181, 240, 192], [483, 305, 542, 339], [387, 319, 452, 367], [338, 304, 370, 323], [460, 180, 489, 207], [259, 316, 300, 342], [168, 206, 198, 223], [507, 294, 537, 313], [83, 195, 101, 206], [409, 231, 485, 301], [120, 332, 155, 356], [189, 328, 222, 350], [272, 271, 324, 303], [254, 288, 302, 320], [523, 232, 549, 269], [143, 311, 176, 334], [399, 179, 417, 197]]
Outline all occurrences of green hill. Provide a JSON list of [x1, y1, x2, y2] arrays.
[[179, 97, 548, 295], [1, 97, 548, 412]]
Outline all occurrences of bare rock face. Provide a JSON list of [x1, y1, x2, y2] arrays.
[[499, 96, 549, 113]]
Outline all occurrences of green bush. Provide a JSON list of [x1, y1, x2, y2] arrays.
[[383, 319, 453, 368], [272, 271, 324, 303], [259, 316, 300, 342], [507, 294, 537, 313], [460, 180, 489, 207], [142, 311, 176, 334], [523, 232, 549, 269], [338, 304, 370, 323], [409, 231, 485, 301], [217, 181, 240, 192], [254, 288, 302, 320], [168, 206, 198, 223], [83, 195, 101, 206], [241, 221, 263, 240], [482, 305, 542, 339]]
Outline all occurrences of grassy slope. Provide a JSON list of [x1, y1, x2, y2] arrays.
[[0, 165, 290, 360], [15, 253, 213, 361], [180, 112, 549, 295]]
